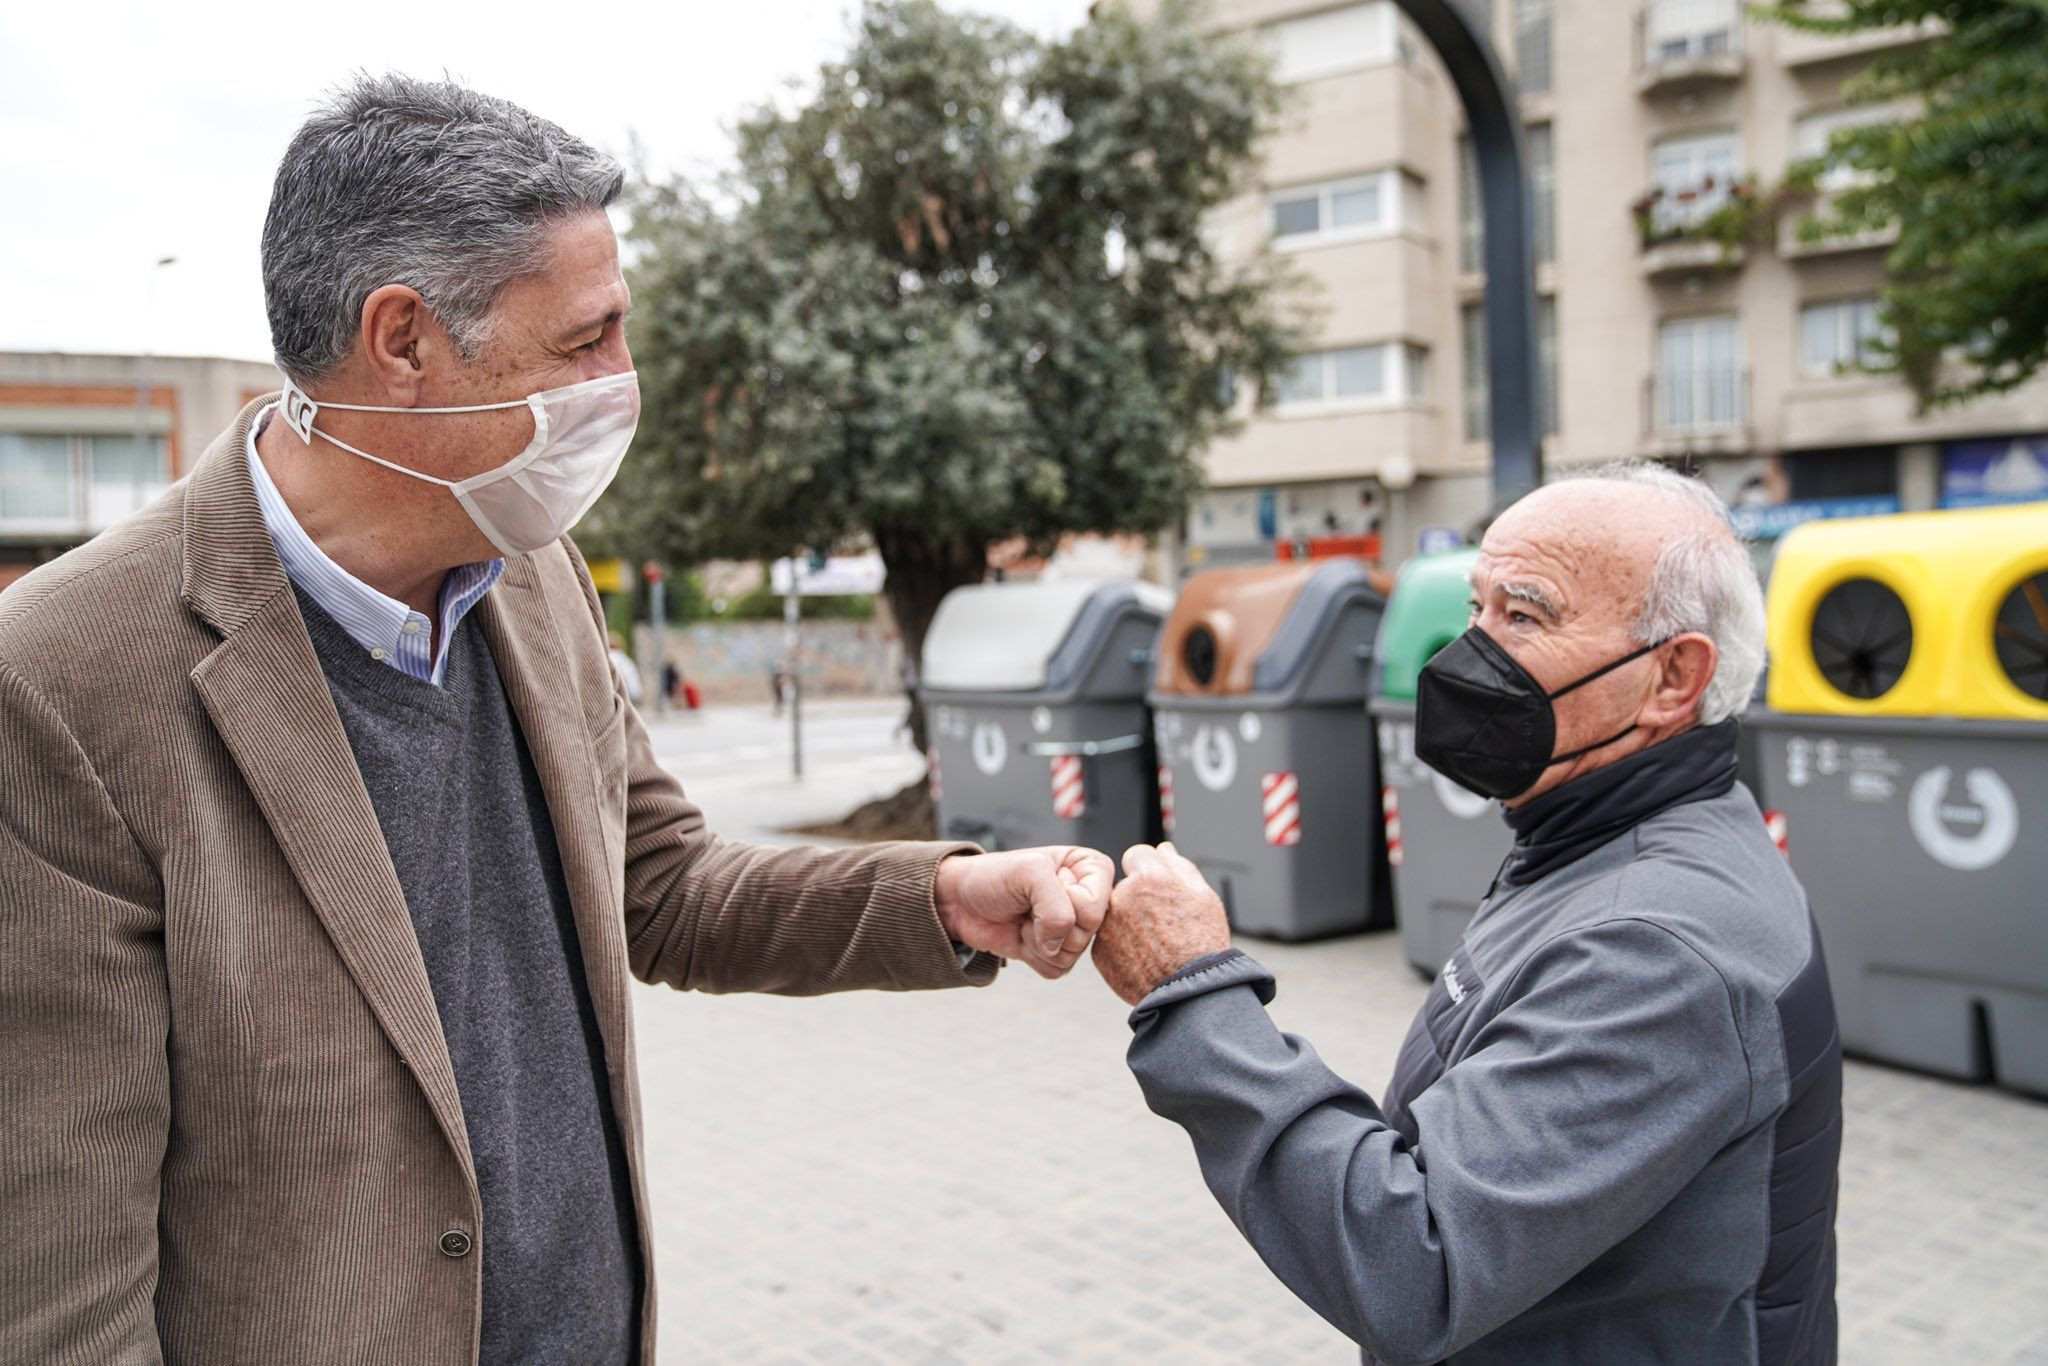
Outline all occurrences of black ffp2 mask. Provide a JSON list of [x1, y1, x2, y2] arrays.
[[1414, 627, 1670, 800]]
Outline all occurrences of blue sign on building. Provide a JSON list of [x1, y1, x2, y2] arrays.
[[1417, 525, 1464, 556], [1942, 436, 2048, 509], [1728, 496, 1899, 541]]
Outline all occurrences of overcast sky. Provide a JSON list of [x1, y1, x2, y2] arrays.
[[0, 0, 1095, 366]]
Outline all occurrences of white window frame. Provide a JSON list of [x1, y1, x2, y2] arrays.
[[1643, 0, 1740, 64], [1799, 296, 1889, 377], [1650, 130, 1741, 234], [1261, 3, 1400, 84], [1267, 170, 1409, 249], [1656, 315, 1744, 433], [0, 431, 169, 536], [1271, 341, 1425, 415]]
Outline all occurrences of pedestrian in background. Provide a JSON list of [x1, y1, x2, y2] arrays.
[[607, 631, 642, 704]]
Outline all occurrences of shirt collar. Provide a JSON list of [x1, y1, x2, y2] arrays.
[[246, 403, 504, 686]]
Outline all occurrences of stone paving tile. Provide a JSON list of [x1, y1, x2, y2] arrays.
[[630, 919, 2048, 1360]]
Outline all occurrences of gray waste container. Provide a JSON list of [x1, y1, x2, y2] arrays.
[[1366, 549, 1511, 976], [1746, 504, 2048, 1095], [1148, 560, 1390, 941], [922, 579, 1172, 854]]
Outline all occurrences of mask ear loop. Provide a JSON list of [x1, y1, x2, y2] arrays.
[[1541, 636, 1673, 768]]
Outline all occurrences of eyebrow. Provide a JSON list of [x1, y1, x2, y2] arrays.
[[1501, 581, 1563, 622], [560, 304, 631, 344]]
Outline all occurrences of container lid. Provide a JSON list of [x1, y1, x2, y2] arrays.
[[1375, 549, 1481, 701], [1153, 560, 1381, 697], [923, 579, 1171, 692]]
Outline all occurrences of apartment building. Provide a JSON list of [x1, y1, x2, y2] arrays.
[[1127, 0, 2048, 573], [0, 351, 281, 589]]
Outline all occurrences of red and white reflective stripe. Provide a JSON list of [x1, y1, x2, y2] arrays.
[[927, 747, 942, 803], [1051, 755, 1086, 820], [1261, 771, 1302, 847], [1382, 785, 1404, 868], [1764, 808, 1788, 858], [1158, 764, 1176, 837]]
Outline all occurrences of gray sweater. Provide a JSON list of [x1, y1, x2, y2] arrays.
[[299, 586, 638, 1364], [1128, 721, 1841, 1365]]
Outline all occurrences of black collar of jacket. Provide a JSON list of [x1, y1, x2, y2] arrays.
[[1497, 718, 1741, 889]]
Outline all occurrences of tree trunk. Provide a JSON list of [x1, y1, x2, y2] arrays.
[[872, 525, 986, 757]]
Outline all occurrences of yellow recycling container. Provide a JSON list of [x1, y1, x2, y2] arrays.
[[1765, 503, 2048, 720]]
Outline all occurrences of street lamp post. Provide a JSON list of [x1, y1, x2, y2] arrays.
[[1387, 0, 1543, 508], [136, 255, 177, 486]]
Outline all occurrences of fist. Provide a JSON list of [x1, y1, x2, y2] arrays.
[[1090, 842, 1231, 1006], [934, 845, 1114, 979]]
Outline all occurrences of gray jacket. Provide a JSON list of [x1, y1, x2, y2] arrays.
[[1127, 721, 1841, 1365]]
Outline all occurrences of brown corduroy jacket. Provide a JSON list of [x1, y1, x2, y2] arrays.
[[0, 397, 995, 1365]]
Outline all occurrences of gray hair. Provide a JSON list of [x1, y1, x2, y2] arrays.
[[261, 72, 625, 383], [1568, 460, 1768, 725]]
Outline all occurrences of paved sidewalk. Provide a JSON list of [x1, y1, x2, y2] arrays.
[[632, 708, 2048, 1364]]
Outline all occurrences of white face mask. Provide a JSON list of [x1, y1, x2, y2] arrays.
[[277, 370, 641, 558]]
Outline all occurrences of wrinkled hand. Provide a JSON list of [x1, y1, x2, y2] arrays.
[[934, 846, 1114, 979], [1091, 843, 1232, 1006]]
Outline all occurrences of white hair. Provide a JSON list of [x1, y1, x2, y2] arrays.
[[1567, 461, 1767, 725]]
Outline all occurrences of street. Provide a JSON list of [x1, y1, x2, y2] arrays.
[[636, 702, 2048, 1364]]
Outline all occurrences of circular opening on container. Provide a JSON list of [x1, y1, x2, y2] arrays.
[[1810, 576, 1913, 701], [1993, 570, 2048, 702], [1183, 625, 1219, 688]]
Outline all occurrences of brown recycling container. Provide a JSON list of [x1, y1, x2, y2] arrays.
[[1148, 560, 1391, 940]]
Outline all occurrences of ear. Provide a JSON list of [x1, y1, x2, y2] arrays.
[[357, 284, 436, 403], [1641, 632, 1718, 728]]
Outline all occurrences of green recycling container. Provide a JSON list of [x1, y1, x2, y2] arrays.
[[1368, 550, 1512, 975]]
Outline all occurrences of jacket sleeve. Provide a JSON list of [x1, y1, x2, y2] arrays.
[[554, 537, 998, 996], [1125, 921, 1752, 1366], [614, 691, 1000, 994], [0, 663, 169, 1364]]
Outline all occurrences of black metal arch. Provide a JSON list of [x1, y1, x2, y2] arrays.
[[1390, 0, 1542, 504]]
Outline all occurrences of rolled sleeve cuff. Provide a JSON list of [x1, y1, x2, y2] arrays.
[[1128, 948, 1276, 1030]]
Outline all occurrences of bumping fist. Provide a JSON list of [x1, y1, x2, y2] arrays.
[[1090, 842, 1232, 1006], [934, 845, 1114, 979]]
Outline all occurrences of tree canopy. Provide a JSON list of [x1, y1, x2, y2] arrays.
[[583, 0, 1297, 659], [1765, 0, 2048, 407]]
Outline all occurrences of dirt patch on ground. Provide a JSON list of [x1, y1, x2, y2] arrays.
[[785, 777, 937, 843]]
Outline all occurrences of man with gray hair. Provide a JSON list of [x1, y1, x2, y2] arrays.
[[1091, 464, 1842, 1364], [0, 74, 1113, 1363]]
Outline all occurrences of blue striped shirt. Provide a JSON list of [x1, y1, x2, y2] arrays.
[[248, 405, 504, 687]]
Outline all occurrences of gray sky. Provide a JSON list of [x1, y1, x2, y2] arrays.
[[0, 0, 1095, 366]]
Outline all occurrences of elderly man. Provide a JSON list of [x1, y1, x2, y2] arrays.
[[0, 76, 1111, 1364], [1093, 464, 1842, 1366]]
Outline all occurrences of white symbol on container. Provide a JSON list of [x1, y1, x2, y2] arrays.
[[1907, 766, 2018, 871], [1190, 724, 1238, 792], [971, 722, 1008, 776]]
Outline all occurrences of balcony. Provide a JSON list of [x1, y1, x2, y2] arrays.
[[1634, 177, 1758, 278], [1635, 0, 1745, 96], [1643, 366, 1750, 457], [1778, 4, 1944, 68]]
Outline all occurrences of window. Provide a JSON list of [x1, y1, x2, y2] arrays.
[[1271, 342, 1423, 410], [1457, 137, 1483, 273], [1643, 0, 1739, 63], [1800, 297, 1888, 376], [1793, 104, 1908, 192], [1262, 4, 1398, 83], [1459, 298, 1556, 442], [0, 432, 168, 533], [1514, 0, 1552, 95], [1650, 131, 1740, 233], [86, 435, 169, 530], [1462, 304, 1489, 440], [1268, 171, 1410, 246], [1656, 315, 1743, 432], [0, 434, 75, 528], [1528, 122, 1555, 265]]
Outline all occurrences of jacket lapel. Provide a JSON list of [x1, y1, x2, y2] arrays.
[[181, 399, 474, 1182], [474, 562, 635, 1076]]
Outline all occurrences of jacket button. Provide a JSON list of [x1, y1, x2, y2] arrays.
[[439, 1229, 472, 1258]]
